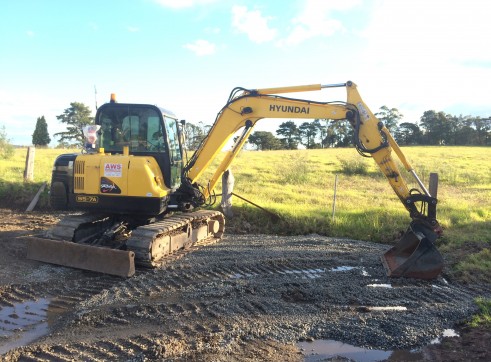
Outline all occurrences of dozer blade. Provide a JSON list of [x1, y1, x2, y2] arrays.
[[27, 237, 135, 277], [381, 222, 443, 280]]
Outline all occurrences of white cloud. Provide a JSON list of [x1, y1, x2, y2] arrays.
[[127, 26, 140, 32], [183, 39, 216, 56], [153, 0, 216, 9], [356, 0, 491, 118], [231, 5, 277, 44], [204, 26, 221, 35], [279, 0, 361, 46], [26, 30, 35, 37], [362, 0, 491, 64], [0, 89, 68, 146]]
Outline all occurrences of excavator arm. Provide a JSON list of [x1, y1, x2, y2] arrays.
[[178, 81, 444, 279], [182, 82, 438, 228]]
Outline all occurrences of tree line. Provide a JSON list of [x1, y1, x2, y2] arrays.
[[23, 102, 491, 149], [229, 106, 491, 150]]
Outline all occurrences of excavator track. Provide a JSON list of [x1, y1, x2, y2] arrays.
[[45, 213, 115, 241], [27, 210, 225, 277], [127, 210, 225, 267]]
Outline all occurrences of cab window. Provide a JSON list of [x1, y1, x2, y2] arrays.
[[99, 107, 165, 153]]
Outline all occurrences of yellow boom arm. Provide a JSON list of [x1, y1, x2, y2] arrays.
[[183, 81, 434, 221], [178, 81, 443, 279]]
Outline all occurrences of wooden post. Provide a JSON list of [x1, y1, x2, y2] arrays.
[[24, 146, 35, 182], [26, 182, 47, 212], [221, 169, 235, 218], [332, 174, 338, 222], [429, 173, 438, 198]]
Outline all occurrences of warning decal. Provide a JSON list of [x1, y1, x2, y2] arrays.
[[104, 163, 123, 177]]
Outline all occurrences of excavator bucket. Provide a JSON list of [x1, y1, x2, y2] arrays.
[[381, 221, 443, 279]]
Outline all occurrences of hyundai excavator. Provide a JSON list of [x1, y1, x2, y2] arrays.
[[27, 81, 444, 279]]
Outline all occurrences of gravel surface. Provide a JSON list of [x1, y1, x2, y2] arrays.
[[0, 210, 489, 361], [74, 234, 479, 349]]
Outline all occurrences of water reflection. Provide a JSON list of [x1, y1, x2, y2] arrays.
[[298, 339, 424, 362], [0, 298, 56, 355]]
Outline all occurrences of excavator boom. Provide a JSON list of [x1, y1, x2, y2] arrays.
[[179, 81, 443, 279]]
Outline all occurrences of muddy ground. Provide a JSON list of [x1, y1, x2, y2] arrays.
[[0, 209, 490, 361]]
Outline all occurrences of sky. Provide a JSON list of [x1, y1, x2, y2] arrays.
[[1, 0, 491, 146]]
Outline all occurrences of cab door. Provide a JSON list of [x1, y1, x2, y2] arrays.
[[164, 116, 183, 189]]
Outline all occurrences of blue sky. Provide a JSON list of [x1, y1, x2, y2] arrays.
[[1, 0, 490, 146]]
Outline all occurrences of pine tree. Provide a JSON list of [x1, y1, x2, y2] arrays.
[[276, 121, 300, 149], [32, 116, 51, 146], [54, 102, 94, 147], [248, 131, 282, 150]]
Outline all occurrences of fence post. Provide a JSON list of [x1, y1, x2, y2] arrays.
[[221, 169, 235, 218], [332, 174, 338, 222], [24, 146, 35, 182]]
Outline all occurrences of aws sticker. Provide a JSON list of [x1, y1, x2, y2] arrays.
[[104, 163, 123, 177], [100, 177, 121, 194]]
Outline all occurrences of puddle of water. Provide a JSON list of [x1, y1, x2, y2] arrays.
[[442, 329, 459, 337], [295, 269, 326, 279], [303, 269, 325, 279], [227, 266, 372, 281], [330, 266, 371, 277], [430, 329, 459, 344], [298, 339, 424, 362], [228, 268, 327, 280], [230, 273, 244, 279], [363, 306, 407, 311], [367, 283, 393, 288], [228, 266, 377, 280], [0, 298, 54, 355], [331, 266, 356, 272]]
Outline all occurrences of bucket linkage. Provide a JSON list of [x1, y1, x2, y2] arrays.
[[381, 173, 443, 280]]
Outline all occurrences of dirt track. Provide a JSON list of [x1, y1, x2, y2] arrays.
[[0, 209, 490, 361]]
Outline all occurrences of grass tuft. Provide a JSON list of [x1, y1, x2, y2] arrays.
[[338, 157, 369, 175], [468, 297, 491, 327], [281, 154, 310, 184], [454, 248, 491, 283]]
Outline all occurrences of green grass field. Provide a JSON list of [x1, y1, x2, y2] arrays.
[[211, 147, 491, 241], [0, 148, 69, 208], [1, 146, 490, 281]]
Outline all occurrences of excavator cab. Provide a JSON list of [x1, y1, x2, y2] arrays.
[[48, 98, 187, 217], [95, 101, 184, 190]]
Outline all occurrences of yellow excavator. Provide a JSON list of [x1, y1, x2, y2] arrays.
[[27, 81, 444, 279]]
